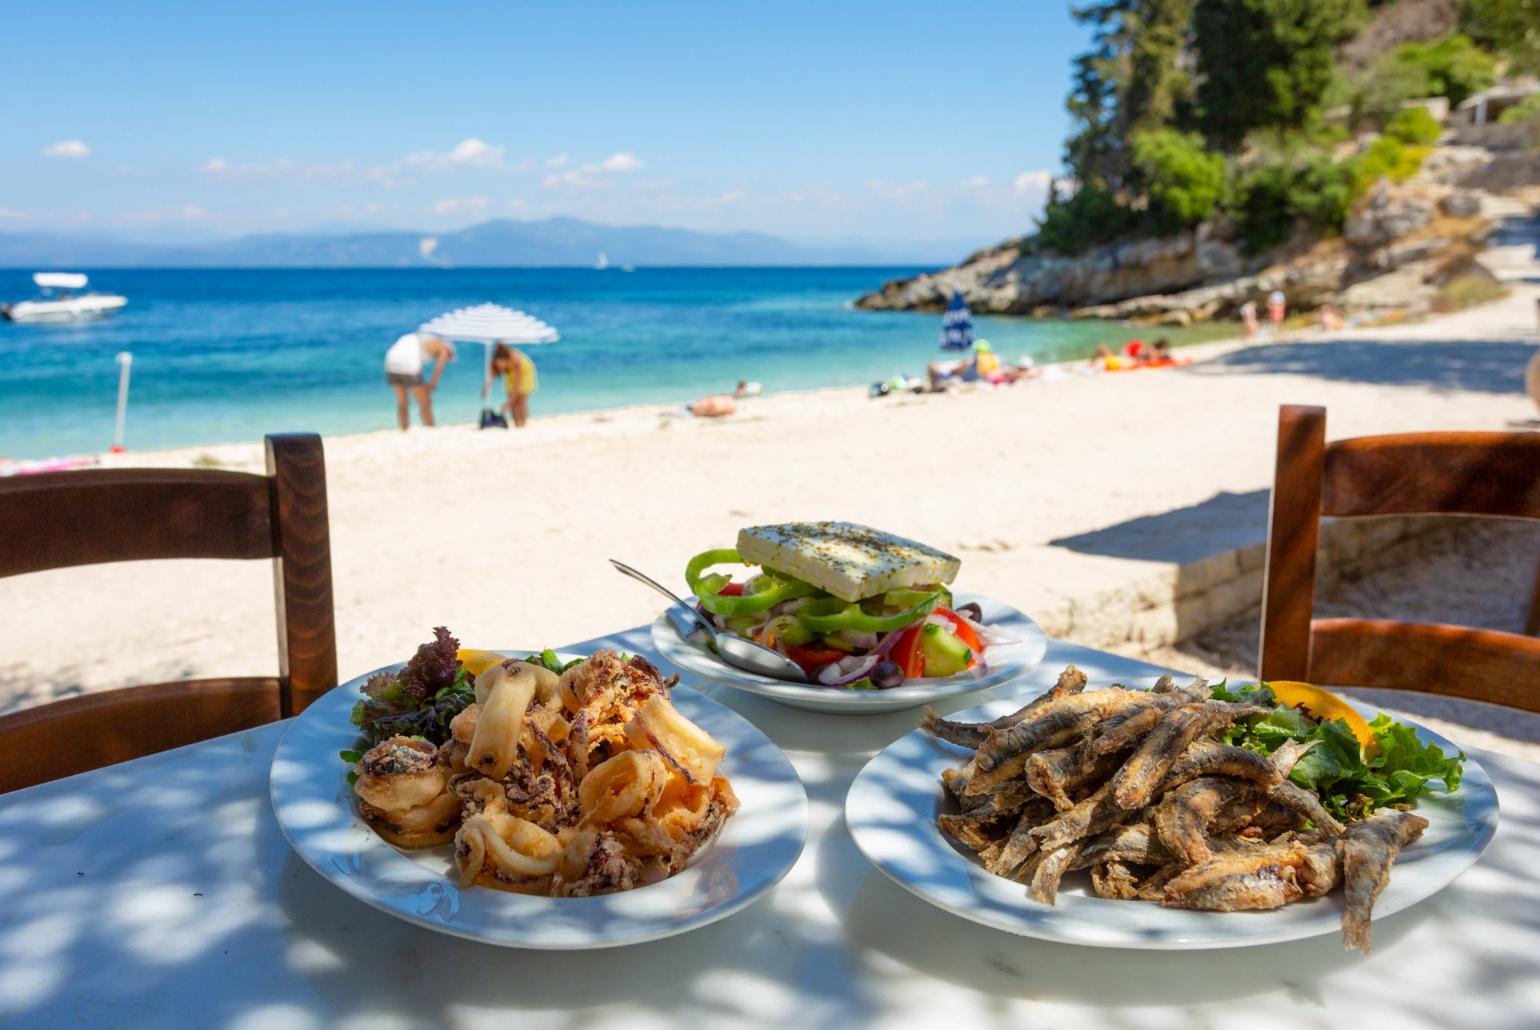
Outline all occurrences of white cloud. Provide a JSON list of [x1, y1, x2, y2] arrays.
[[961, 175, 992, 191], [0, 208, 27, 221], [399, 138, 506, 173], [716, 190, 747, 205], [545, 153, 570, 169], [42, 140, 90, 159], [1013, 170, 1052, 195], [181, 204, 209, 219], [201, 157, 231, 173], [866, 179, 931, 203], [432, 196, 488, 215], [601, 151, 643, 173]]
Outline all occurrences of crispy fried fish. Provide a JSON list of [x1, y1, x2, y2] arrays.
[[964, 689, 1153, 796], [922, 666, 1088, 748], [1109, 701, 1270, 810], [1340, 809, 1429, 953], [1161, 840, 1340, 911]]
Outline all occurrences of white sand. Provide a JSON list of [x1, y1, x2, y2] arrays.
[[3, 274, 1536, 754]]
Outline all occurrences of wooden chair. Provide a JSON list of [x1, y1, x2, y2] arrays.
[[1260, 405, 1540, 711], [0, 434, 337, 792]]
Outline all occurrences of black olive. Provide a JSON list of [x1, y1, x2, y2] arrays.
[[955, 602, 983, 622], [870, 661, 904, 689]]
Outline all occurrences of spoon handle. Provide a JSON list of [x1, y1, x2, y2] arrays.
[[608, 559, 716, 638]]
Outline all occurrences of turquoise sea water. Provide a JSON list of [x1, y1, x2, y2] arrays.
[[0, 267, 1228, 459]]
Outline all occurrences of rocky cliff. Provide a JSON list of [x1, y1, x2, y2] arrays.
[[855, 142, 1524, 324]]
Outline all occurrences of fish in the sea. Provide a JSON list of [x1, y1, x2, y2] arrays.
[[1340, 808, 1429, 953]]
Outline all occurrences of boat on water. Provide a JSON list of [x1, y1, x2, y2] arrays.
[[2, 273, 127, 323], [594, 251, 610, 270]]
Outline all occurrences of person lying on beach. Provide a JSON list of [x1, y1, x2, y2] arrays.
[[384, 331, 455, 429], [690, 394, 737, 417], [928, 340, 1000, 389], [1090, 342, 1139, 371], [484, 343, 538, 428]]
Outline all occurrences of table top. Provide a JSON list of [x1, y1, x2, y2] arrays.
[[2, 629, 1538, 1030]]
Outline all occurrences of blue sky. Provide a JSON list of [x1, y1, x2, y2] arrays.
[[2, 2, 1089, 247]]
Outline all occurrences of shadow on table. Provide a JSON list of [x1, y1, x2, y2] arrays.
[[1189, 339, 1533, 394], [1049, 490, 1269, 566]]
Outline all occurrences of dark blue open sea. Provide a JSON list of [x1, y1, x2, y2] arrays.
[[0, 267, 1227, 459]]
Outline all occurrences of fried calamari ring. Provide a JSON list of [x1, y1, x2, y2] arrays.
[[468, 664, 538, 780], [578, 750, 669, 825], [359, 790, 462, 848], [354, 737, 450, 811], [623, 695, 726, 785], [455, 803, 563, 885]]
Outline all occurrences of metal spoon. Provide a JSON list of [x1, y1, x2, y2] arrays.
[[608, 559, 809, 682]]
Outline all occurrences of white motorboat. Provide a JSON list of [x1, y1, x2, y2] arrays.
[[3, 273, 127, 323]]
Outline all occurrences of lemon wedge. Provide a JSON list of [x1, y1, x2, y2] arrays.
[[455, 648, 506, 678], [1266, 680, 1376, 753]]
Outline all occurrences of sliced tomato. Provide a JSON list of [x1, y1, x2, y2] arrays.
[[889, 624, 925, 679], [717, 582, 745, 596], [931, 607, 982, 655], [782, 642, 847, 676]]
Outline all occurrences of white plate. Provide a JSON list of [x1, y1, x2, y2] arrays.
[[845, 688, 1499, 949], [270, 650, 809, 949], [651, 593, 1048, 714]]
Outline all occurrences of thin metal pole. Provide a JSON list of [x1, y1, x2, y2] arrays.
[[112, 351, 132, 453]]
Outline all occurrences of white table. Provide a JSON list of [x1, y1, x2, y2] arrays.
[[2, 631, 1538, 1030]]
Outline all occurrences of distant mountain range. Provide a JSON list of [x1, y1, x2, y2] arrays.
[[0, 217, 966, 268]]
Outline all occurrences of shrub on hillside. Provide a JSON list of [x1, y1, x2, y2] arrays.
[[1035, 183, 1139, 256], [1131, 129, 1228, 234], [1228, 148, 1356, 255], [1355, 33, 1498, 125], [1348, 135, 1429, 194], [1498, 92, 1540, 125], [1385, 106, 1442, 145]]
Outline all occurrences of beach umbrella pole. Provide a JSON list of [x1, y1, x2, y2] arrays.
[[112, 351, 132, 453]]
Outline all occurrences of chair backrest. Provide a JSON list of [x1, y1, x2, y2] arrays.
[[1260, 405, 1540, 711], [0, 433, 337, 790]]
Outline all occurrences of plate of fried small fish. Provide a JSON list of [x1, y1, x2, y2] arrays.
[[845, 666, 1498, 950]]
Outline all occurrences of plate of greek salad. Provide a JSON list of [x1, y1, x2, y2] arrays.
[[649, 522, 1046, 713]]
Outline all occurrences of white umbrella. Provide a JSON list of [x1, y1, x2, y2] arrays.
[[418, 302, 560, 402]]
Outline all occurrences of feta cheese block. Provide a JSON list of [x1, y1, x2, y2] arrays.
[[735, 521, 960, 603]]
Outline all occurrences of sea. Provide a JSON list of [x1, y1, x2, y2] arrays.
[[0, 267, 1230, 459]]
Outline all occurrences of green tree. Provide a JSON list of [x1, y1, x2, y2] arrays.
[[1463, 0, 1540, 76], [1193, 0, 1367, 148], [1131, 129, 1226, 232]]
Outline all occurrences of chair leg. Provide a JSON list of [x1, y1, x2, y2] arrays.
[[1527, 551, 1540, 638]]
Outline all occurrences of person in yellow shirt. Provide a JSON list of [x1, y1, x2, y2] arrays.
[[484, 343, 539, 428]]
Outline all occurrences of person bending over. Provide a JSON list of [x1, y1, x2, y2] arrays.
[[485, 343, 539, 428], [384, 331, 456, 429]]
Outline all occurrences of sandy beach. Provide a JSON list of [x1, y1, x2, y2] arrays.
[[5, 267, 1536, 732]]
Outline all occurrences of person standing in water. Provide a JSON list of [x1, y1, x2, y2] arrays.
[[384, 331, 456, 429], [484, 343, 538, 428]]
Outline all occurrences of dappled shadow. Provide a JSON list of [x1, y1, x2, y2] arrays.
[[1192, 339, 1533, 394], [1050, 490, 1268, 565]]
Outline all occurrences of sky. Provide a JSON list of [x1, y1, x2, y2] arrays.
[[1, 2, 1090, 249]]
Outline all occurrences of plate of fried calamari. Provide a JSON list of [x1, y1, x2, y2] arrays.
[[845, 666, 1498, 950], [270, 630, 808, 948]]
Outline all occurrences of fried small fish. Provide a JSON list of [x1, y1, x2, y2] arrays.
[[922, 666, 1088, 748], [1340, 808, 1429, 953], [1161, 840, 1340, 911], [1110, 701, 1270, 810]]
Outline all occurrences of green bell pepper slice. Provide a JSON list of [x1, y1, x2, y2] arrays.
[[685, 548, 817, 616], [796, 591, 940, 633]]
